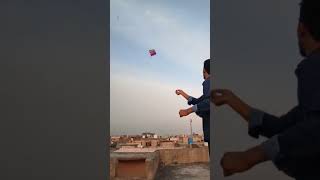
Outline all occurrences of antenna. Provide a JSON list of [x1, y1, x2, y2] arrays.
[[190, 119, 193, 136]]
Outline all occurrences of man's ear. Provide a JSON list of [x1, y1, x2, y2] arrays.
[[298, 22, 310, 39], [298, 23, 305, 38]]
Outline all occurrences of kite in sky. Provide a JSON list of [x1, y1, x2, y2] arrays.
[[149, 49, 156, 56]]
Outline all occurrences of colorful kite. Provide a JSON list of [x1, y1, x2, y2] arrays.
[[149, 49, 156, 56]]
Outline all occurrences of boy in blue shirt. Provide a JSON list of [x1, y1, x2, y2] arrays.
[[176, 59, 211, 154]]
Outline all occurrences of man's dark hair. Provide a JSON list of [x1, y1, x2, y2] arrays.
[[204, 59, 210, 74], [299, 0, 320, 41]]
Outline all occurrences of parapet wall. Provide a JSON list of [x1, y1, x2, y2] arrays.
[[159, 147, 209, 166], [110, 151, 160, 180]]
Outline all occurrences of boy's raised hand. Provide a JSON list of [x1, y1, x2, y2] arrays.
[[175, 89, 190, 100], [175, 89, 184, 95]]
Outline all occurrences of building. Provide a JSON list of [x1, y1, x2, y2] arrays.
[[142, 132, 158, 139], [160, 141, 175, 148], [151, 140, 159, 147], [118, 143, 141, 149], [179, 136, 189, 144], [169, 137, 179, 142], [193, 134, 204, 142]]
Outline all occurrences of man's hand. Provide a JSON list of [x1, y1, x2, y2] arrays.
[[179, 108, 193, 117], [211, 89, 235, 106], [221, 145, 268, 177]]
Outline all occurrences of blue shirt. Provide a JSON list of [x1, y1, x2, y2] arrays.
[[187, 77, 210, 143], [187, 77, 210, 116]]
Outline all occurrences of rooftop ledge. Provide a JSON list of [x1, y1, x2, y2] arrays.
[[110, 147, 209, 180]]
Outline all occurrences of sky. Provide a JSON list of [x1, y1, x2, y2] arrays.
[[110, 0, 210, 136]]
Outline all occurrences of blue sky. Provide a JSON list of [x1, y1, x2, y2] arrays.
[[110, 0, 210, 135]]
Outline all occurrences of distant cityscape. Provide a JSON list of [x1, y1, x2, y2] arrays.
[[109, 122, 209, 179], [110, 132, 208, 153]]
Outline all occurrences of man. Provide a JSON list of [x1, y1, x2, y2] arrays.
[[211, 1, 320, 179], [176, 59, 211, 153]]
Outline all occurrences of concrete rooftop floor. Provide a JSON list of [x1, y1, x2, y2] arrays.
[[155, 163, 210, 180]]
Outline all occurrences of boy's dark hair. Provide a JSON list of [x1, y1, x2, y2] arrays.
[[204, 59, 210, 74], [299, 0, 320, 41]]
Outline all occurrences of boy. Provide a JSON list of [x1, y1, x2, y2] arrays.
[[176, 59, 211, 153]]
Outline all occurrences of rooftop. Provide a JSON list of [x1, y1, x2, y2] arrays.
[[155, 163, 210, 180], [114, 147, 184, 153]]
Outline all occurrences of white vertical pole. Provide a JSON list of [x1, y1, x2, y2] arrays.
[[190, 119, 193, 136]]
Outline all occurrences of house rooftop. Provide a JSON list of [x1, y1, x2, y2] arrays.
[[155, 163, 210, 180]]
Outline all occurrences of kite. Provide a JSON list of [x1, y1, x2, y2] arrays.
[[149, 49, 156, 56]]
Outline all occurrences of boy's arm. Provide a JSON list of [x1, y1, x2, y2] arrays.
[[221, 144, 268, 177], [212, 89, 252, 120], [179, 98, 209, 117], [211, 89, 301, 138], [188, 95, 204, 105], [263, 111, 320, 167], [225, 111, 320, 176], [192, 98, 210, 113], [176, 89, 192, 101], [248, 106, 302, 138]]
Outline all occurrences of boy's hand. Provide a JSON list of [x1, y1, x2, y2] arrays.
[[221, 145, 268, 177], [175, 89, 184, 95], [211, 89, 252, 121], [179, 108, 193, 117], [175, 89, 190, 100], [211, 89, 235, 106], [221, 151, 253, 176]]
